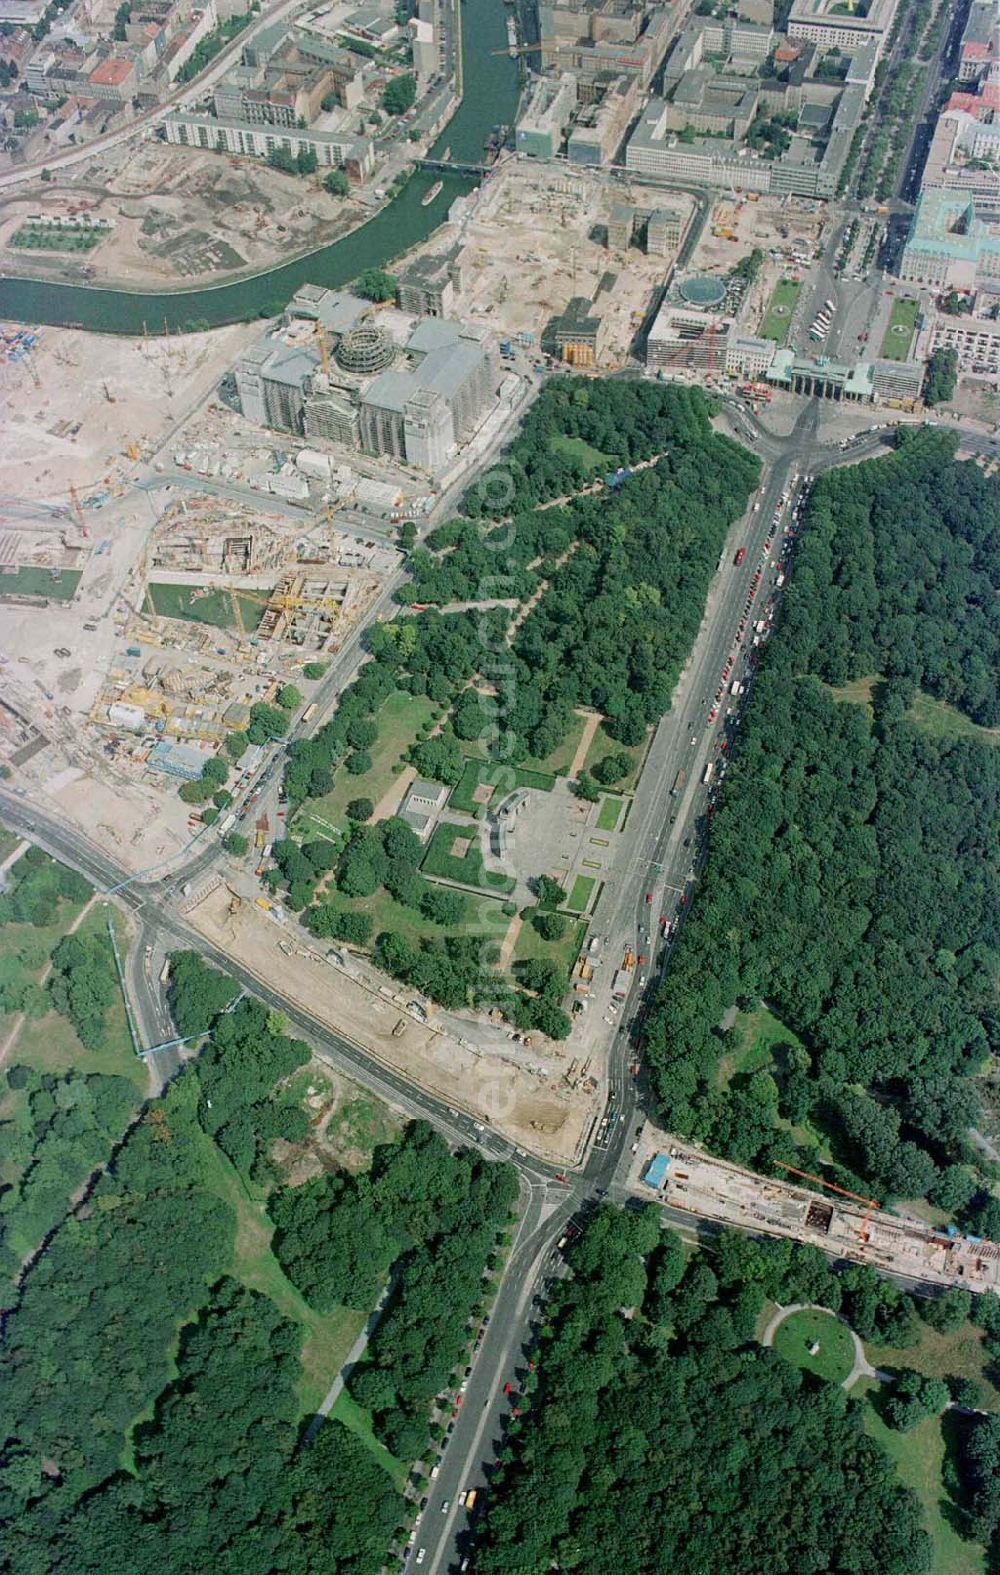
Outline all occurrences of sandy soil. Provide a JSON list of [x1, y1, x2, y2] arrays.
[[0, 143, 366, 288], [187, 882, 596, 1165]]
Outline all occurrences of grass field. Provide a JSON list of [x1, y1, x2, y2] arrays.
[[145, 582, 264, 632], [328, 1390, 408, 1488], [449, 759, 555, 819], [566, 874, 596, 913], [0, 566, 82, 601], [175, 1080, 364, 1415], [0, 822, 22, 862], [549, 431, 614, 473], [759, 278, 801, 343], [517, 711, 589, 778], [298, 692, 439, 838], [421, 822, 516, 893], [828, 673, 879, 715], [512, 913, 586, 978], [864, 1405, 985, 1575], [322, 883, 508, 952], [867, 1320, 1000, 1413], [880, 296, 920, 361], [596, 796, 621, 832], [771, 1307, 855, 1384], [909, 691, 1000, 747], [582, 721, 649, 792], [717, 1003, 802, 1089]]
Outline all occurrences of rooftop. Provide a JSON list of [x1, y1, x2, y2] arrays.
[[89, 56, 134, 85]]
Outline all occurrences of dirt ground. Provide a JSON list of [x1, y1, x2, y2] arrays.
[[0, 318, 258, 499], [0, 143, 366, 287], [187, 882, 597, 1166], [686, 193, 828, 335], [411, 163, 696, 366]]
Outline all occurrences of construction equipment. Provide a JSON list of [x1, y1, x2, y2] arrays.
[[774, 1162, 880, 1243], [67, 483, 89, 540], [313, 319, 331, 377]]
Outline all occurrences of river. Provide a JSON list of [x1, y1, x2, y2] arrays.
[[0, 0, 518, 334]]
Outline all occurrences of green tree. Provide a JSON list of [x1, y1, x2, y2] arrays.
[[277, 684, 303, 711], [354, 267, 397, 302], [346, 797, 374, 821], [322, 169, 349, 196], [382, 73, 416, 115], [224, 832, 250, 856]]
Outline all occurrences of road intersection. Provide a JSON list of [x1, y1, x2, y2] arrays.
[[0, 400, 955, 1574]]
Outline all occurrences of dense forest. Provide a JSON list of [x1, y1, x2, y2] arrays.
[[271, 1121, 517, 1461], [469, 1207, 932, 1574], [0, 952, 515, 1573], [643, 430, 1000, 1206], [271, 379, 758, 1017]]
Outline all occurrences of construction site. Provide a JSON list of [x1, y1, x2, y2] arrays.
[[632, 1130, 1000, 1294], [416, 161, 696, 367], [0, 143, 368, 289]]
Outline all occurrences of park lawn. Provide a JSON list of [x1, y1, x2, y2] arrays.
[[863, 1406, 985, 1575], [828, 673, 879, 715], [324, 1093, 402, 1169], [717, 1003, 802, 1090], [299, 691, 438, 838], [582, 720, 648, 792], [771, 1307, 855, 1384], [867, 1320, 1000, 1413], [450, 759, 555, 819], [421, 822, 515, 893], [596, 796, 621, 832], [517, 711, 589, 777], [0, 566, 82, 601], [549, 430, 614, 473], [880, 296, 920, 360], [329, 1390, 409, 1489], [145, 582, 263, 632], [566, 874, 596, 913], [909, 690, 1000, 747], [512, 914, 586, 979], [759, 278, 801, 343]]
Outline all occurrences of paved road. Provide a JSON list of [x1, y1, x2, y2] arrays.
[[0, 404, 927, 1574]]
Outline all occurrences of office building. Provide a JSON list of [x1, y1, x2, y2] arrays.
[[725, 335, 775, 377], [539, 1, 673, 88], [646, 208, 685, 256], [646, 303, 730, 371], [566, 73, 637, 164], [163, 111, 374, 177], [516, 72, 577, 158], [546, 296, 605, 365], [900, 189, 1000, 290], [787, 0, 901, 60], [396, 250, 463, 317]]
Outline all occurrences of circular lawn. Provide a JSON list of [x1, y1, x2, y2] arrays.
[[771, 1307, 855, 1385]]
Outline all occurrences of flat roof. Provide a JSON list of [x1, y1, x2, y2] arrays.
[[90, 56, 133, 84]]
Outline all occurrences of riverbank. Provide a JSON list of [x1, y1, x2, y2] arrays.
[[0, 0, 516, 334]]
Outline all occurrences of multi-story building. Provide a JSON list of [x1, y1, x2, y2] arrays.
[[660, 69, 759, 138], [515, 72, 577, 158], [396, 250, 463, 318], [871, 357, 926, 401], [163, 110, 374, 177], [958, 0, 997, 82], [545, 296, 605, 365], [408, 16, 436, 82], [607, 203, 633, 253], [787, 0, 900, 61], [725, 334, 775, 377], [235, 298, 499, 472], [646, 207, 685, 255], [645, 303, 731, 371], [900, 188, 1000, 290], [566, 73, 637, 164], [539, 0, 673, 88], [87, 55, 138, 100]]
